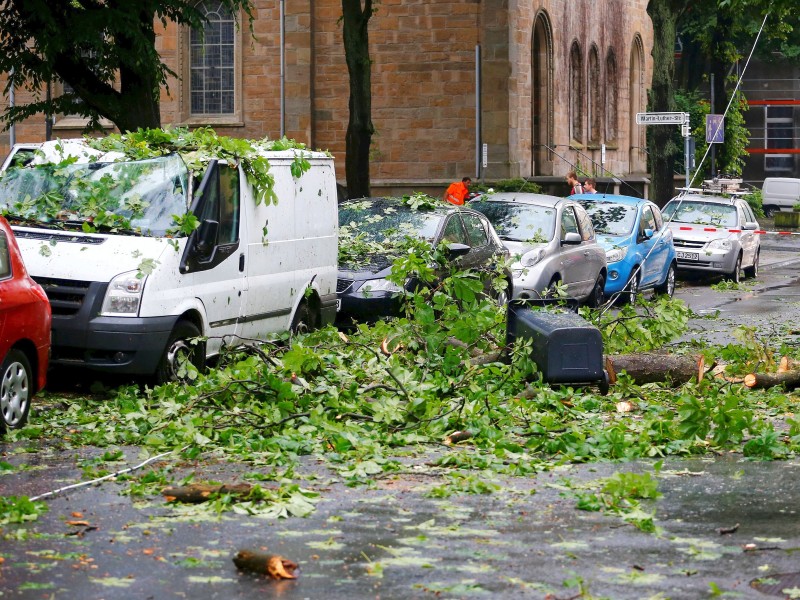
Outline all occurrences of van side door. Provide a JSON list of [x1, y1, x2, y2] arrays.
[[180, 161, 246, 346]]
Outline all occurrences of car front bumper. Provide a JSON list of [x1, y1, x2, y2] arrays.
[[673, 246, 739, 274]]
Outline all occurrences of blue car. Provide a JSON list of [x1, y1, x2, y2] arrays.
[[572, 194, 677, 301]]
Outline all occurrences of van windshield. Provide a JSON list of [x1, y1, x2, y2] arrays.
[[0, 153, 190, 237]]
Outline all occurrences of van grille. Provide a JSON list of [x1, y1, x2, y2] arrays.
[[32, 277, 92, 316]]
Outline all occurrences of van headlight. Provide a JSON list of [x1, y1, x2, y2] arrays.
[[606, 247, 627, 263], [101, 271, 145, 316], [707, 239, 732, 250]]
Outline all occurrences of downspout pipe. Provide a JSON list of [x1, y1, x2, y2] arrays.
[[280, 0, 286, 138]]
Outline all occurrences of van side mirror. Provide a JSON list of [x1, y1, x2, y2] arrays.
[[195, 219, 219, 258], [561, 232, 582, 245]]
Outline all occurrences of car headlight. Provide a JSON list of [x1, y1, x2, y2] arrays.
[[359, 277, 404, 295], [606, 247, 627, 263], [521, 248, 546, 267], [707, 239, 732, 250], [100, 270, 145, 316]]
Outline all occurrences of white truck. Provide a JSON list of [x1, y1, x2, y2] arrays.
[[0, 134, 338, 382]]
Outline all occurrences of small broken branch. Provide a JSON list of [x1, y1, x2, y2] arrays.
[[233, 550, 298, 579], [162, 483, 253, 504]]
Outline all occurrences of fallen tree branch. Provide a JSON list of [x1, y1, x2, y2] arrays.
[[162, 483, 253, 503], [743, 369, 800, 390]]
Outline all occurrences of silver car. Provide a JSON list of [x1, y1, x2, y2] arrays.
[[661, 193, 760, 282], [469, 193, 607, 306]]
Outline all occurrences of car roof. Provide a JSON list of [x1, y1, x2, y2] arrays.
[[342, 196, 458, 217], [470, 192, 565, 207], [666, 193, 739, 205], [571, 193, 647, 207]]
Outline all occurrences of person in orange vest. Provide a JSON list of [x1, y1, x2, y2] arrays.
[[443, 177, 472, 205]]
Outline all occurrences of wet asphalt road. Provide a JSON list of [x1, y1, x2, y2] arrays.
[[2, 225, 800, 599]]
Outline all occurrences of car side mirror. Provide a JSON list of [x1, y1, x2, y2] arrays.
[[742, 221, 758, 231], [561, 232, 582, 245], [195, 219, 219, 258], [643, 228, 654, 239], [446, 242, 471, 260]]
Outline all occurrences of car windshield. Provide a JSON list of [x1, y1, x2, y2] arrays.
[[662, 200, 737, 228], [469, 200, 554, 242], [579, 201, 638, 236], [0, 153, 190, 236], [338, 199, 443, 243]]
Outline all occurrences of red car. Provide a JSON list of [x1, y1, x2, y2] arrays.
[[0, 216, 51, 434]]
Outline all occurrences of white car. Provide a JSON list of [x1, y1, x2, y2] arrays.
[[469, 193, 607, 306], [661, 193, 760, 282]]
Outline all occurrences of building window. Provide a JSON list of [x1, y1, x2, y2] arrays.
[[570, 42, 584, 144], [191, 1, 235, 114], [588, 46, 600, 144], [605, 50, 618, 142], [765, 105, 794, 172], [180, 0, 242, 125]]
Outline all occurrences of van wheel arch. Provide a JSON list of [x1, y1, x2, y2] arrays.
[[154, 318, 206, 385], [291, 293, 321, 335]]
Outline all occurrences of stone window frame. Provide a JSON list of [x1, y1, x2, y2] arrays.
[[605, 49, 618, 145], [629, 34, 646, 168], [177, 0, 244, 127], [587, 44, 601, 146], [569, 41, 584, 146]]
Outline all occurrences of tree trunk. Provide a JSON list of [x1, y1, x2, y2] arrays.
[[342, 0, 374, 199], [605, 352, 704, 386], [646, 0, 683, 206]]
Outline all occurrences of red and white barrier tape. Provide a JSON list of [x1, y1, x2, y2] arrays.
[[671, 225, 800, 235]]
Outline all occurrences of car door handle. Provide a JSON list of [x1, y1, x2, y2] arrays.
[[239, 253, 245, 272], [583, 251, 591, 256]]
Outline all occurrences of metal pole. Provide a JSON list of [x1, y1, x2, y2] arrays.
[[475, 44, 481, 179], [280, 0, 285, 138], [710, 73, 715, 177]]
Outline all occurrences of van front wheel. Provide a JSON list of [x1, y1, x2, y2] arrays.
[[154, 321, 205, 385], [291, 301, 318, 335]]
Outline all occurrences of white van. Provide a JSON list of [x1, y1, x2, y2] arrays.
[[0, 137, 338, 382], [762, 177, 800, 217]]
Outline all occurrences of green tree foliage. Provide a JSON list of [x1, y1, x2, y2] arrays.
[[647, 0, 800, 199], [0, 0, 255, 133]]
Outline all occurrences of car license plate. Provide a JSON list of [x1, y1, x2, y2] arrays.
[[336, 299, 341, 312], [676, 251, 699, 261]]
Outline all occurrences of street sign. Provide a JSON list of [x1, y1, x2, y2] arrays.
[[635, 112, 688, 125], [706, 114, 724, 143]]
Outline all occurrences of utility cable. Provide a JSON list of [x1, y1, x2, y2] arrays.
[[29, 445, 191, 502]]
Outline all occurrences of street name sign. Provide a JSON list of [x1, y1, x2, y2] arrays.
[[635, 112, 688, 125]]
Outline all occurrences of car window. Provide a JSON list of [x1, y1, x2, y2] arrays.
[[561, 206, 580, 240], [441, 215, 469, 245], [0, 233, 10, 279], [740, 201, 756, 224], [651, 204, 664, 229], [461, 213, 490, 248], [575, 205, 595, 241], [469, 200, 555, 242], [640, 206, 657, 234], [580, 201, 637, 236], [662, 200, 737, 227]]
